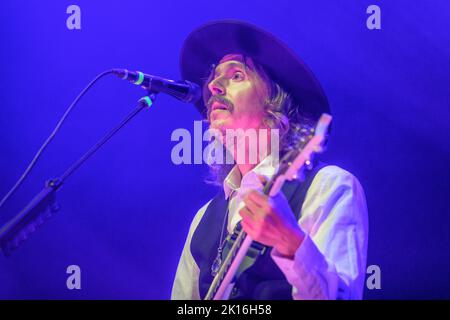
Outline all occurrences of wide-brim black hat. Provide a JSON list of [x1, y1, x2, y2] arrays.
[[180, 20, 330, 120]]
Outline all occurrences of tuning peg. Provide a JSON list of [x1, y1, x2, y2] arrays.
[[305, 159, 313, 170], [313, 145, 323, 153]]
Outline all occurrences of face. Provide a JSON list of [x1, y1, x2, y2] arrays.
[[206, 54, 269, 132]]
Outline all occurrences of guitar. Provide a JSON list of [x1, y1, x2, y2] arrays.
[[205, 113, 332, 300]]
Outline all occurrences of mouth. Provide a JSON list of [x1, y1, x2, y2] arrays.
[[211, 102, 229, 112]]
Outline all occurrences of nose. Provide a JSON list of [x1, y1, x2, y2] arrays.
[[208, 77, 225, 96]]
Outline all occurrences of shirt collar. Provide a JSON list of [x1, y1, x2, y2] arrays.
[[223, 154, 278, 199]]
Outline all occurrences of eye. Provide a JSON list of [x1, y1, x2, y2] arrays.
[[231, 71, 245, 81]]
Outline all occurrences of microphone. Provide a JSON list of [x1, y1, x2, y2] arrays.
[[113, 69, 201, 104]]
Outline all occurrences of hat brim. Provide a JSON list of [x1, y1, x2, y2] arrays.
[[180, 20, 330, 120]]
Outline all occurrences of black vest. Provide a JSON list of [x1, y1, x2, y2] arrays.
[[191, 163, 327, 300]]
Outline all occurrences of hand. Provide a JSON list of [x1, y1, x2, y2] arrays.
[[239, 187, 305, 258]]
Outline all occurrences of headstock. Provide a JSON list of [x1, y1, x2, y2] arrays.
[[266, 113, 332, 196]]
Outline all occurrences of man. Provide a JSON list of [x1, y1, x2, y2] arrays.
[[171, 20, 368, 300]]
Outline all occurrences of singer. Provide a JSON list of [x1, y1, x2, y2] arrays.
[[171, 20, 369, 300]]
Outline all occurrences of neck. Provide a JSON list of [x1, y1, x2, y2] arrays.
[[231, 129, 272, 178]]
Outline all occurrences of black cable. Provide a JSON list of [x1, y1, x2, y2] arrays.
[[0, 69, 115, 210]]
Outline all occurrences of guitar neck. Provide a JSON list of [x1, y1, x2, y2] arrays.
[[204, 113, 332, 300]]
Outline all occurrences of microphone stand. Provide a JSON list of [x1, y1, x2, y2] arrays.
[[0, 92, 156, 257]]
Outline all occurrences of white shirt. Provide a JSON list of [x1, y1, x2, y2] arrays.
[[171, 156, 369, 300]]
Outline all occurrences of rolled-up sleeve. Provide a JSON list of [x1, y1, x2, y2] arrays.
[[271, 165, 369, 300]]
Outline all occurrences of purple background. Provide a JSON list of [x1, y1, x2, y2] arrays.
[[0, 1, 449, 299]]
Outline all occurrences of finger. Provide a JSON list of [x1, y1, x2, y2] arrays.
[[246, 190, 268, 207], [243, 197, 266, 220], [240, 219, 255, 236], [239, 206, 255, 221]]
